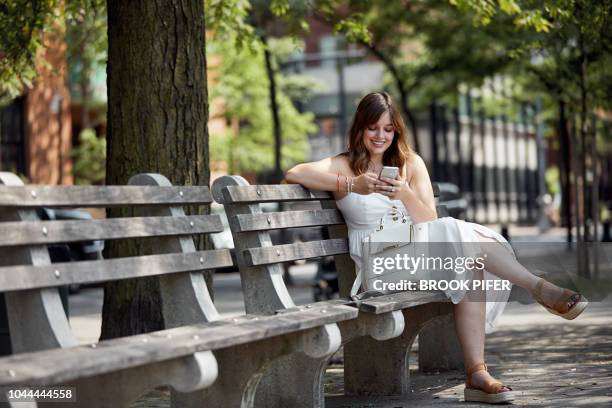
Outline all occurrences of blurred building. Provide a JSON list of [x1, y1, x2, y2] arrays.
[[287, 18, 385, 160], [0, 24, 73, 185]]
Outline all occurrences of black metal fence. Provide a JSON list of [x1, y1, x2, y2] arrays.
[[428, 95, 542, 225], [0, 96, 27, 176]]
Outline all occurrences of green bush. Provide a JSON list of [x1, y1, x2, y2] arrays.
[[70, 128, 106, 185]]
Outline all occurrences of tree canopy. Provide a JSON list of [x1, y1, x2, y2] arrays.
[[208, 36, 318, 173]]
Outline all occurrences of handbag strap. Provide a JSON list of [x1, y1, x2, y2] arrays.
[[350, 235, 370, 299], [350, 269, 363, 299], [376, 206, 409, 231]]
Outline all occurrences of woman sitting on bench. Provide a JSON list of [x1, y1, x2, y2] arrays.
[[285, 91, 588, 405]]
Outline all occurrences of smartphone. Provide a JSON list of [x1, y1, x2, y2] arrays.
[[379, 166, 399, 180]]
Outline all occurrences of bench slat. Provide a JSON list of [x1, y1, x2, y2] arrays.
[[0, 186, 212, 207], [357, 290, 449, 314], [0, 215, 223, 247], [276, 291, 449, 315], [244, 238, 348, 266], [216, 180, 439, 205], [0, 305, 358, 386], [232, 209, 344, 232], [0, 250, 232, 291], [219, 185, 332, 204]]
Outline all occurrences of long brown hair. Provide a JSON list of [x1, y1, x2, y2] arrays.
[[345, 92, 413, 176]]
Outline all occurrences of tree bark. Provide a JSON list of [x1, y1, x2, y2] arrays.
[[101, 0, 209, 339], [261, 35, 283, 181]]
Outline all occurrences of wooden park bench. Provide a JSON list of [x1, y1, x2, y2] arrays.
[[212, 175, 464, 404], [0, 172, 358, 408]]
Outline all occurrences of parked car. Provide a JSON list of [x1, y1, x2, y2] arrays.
[[38, 208, 105, 295]]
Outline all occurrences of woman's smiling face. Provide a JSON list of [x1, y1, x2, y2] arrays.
[[362, 111, 394, 156]]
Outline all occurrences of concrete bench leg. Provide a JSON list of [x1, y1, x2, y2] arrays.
[[418, 312, 464, 372], [343, 303, 459, 396], [254, 353, 329, 408], [254, 310, 404, 407], [61, 351, 216, 408], [172, 324, 340, 408]]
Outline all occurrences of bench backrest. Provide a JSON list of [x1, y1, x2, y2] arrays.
[[211, 176, 445, 313], [0, 172, 231, 354]]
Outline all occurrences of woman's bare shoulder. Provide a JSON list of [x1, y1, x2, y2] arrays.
[[293, 153, 352, 177], [325, 153, 352, 174], [407, 151, 425, 167], [404, 151, 427, 182]]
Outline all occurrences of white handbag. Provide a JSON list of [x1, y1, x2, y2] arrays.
[[350, 207, 430, 299]]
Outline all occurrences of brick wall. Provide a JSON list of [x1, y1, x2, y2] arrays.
[[25, 22, 73, 185]]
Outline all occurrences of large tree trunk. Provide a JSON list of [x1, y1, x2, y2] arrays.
[[101, 0, 209, 339]]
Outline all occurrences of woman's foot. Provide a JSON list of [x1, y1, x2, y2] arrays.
[[532, 278, 588, 320], [470, 370, 512, 393], [464, 362, 514, 404]]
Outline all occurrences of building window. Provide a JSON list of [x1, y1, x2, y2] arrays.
[[319, 35, 344, 68]]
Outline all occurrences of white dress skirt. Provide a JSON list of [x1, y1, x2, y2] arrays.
[[336, 192, 516, 334]]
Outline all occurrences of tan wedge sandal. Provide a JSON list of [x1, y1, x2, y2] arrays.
[[533, 277, 589, 320], [464, 362, 514, 404]]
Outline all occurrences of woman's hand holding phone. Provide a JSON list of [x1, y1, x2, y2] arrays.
[[376, 166, 413, 200], [351, 172, 380, 195]]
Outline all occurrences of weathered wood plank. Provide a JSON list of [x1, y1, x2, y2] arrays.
[[0, 186, 212, 207], [243, 239, 348, 266], [0, 305, 357, 386], [0, 215, 223, 247], [232, 209, 344, 232], [0, 250, 232, 291], [275, 292, 449, 315], [275, 298, 356, 314], [217, 182, 438, 205], [357, 291, 449, 314], [218, 184, 333, 204]]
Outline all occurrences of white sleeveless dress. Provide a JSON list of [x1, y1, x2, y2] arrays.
[[335, 192, 516, 333]]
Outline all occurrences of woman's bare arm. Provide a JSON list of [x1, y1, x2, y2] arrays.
[[284, 156, 344, 192], [285, 155, 378, 197], [401, 154, 438, 222], [377, 153, 438, 223]]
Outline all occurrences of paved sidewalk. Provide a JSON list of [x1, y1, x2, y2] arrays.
[[325, 298, 612, 407], [127, 296, 612, 408], [66, 226, 611, 407]]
